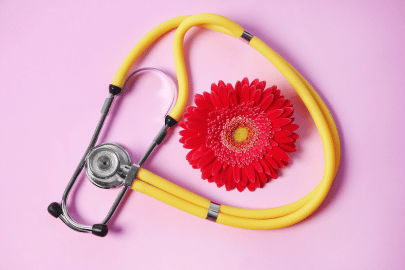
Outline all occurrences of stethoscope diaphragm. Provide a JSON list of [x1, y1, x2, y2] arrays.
[[85, 143, 131, 189]]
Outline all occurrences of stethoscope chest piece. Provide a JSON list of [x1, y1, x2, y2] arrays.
[[85, 143, 131, 189]]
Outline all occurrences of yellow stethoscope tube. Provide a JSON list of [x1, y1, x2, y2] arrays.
[[113, 13, 340, 230]]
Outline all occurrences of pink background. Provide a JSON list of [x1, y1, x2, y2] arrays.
[[1, 0, 404, 269]]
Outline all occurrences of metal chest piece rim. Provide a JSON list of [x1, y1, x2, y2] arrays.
[[85, 143, 131, 189]]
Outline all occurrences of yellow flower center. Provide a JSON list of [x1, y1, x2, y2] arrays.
[[232, 126, 248, 142], [220, 116, 258, 153]]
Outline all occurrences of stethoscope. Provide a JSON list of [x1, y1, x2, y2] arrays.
[[48, 13, 340, 237]]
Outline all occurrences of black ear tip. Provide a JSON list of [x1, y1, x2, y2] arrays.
[[48, 202, 63, 218], [92, 224, 108, 237]]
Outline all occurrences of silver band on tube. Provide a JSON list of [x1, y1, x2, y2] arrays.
[[206, 201, 221, 222], [240, 31, 253, 44]]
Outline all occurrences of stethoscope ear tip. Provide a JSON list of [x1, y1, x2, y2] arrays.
[[92, 224, 108, 237], [48, 202, 63, 218]]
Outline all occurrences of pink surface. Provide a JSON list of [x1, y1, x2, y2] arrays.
[[1, 1, 405, 269]]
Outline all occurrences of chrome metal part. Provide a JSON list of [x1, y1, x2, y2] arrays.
[[124, 164, 140, 186], [101, 96, 114, 114], [240, 30, 253, 44], [206, 201, 221, 222], [102, 185, 129, 224], [85, 143, 131, 189]]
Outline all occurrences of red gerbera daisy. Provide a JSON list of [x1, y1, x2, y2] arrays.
[[179, 78, 299, 192]]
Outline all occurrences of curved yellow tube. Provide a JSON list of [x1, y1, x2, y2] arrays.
[[111, 15, 239, 121], [114, 13, 340, 229]]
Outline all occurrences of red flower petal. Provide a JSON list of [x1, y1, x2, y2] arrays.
[[242, 77, 249, 87], [185, 137, 207, 146], [271, 118, 292, 127], [228, 90, 237, 106], [279, 143, 297, 152], [258, 171, 268, 184], [247, 181, 257, 191], [258, 94, 274, 111], [186, 122, 207, 132], [290, 133, 299, 140], [220, 166, 230, 186], [250, 78, 259, 87], [284, 99, 292, 107], [179, 121, 188, 129], [259, 158, 271, 175], [249, 85, 256, 101], [179, 129, 199, 138], [274, 130, 292, 137], [252, 89, 262, 106], [240, 167, 248, 186], [271, 146, 290, 162], [256, 81, 266, 91], [252, 160, 264, 173], [201, 161, 215, 179], [264, 154, 279, 169], [266, 109, 283, 120], [195, 94, 215, 111], [282, 124, 299, 131], [216, 180, 225, 188], [211, 83, 219, 95], [226, 83, 234, 92], [263, 85, 277, 96], [267, 98, 285, 111], [235, 81, 242, 102], [186, 148, 198, 161], [211, 91, 223, 108], [268, 165, 278, 179], [186, 115, 206, 125], [214, 173, 222, 185], [236, 181, 246, 192], [225, 180, 236, 191], [179, 136, 187, 144], [274, 136, 294, 144], [211, 159, 223, 176], [233, 166, 241, 183], [273, 89, 281, 99], [192, 147, 212, 160], [273, 157, 284, 168], [225, 167, 235, 191], [253, 171, 261, 187], [197, 150, 216, 168], [218, 85, 229, 108], [279, 107, 294, 118], [244, 164, 256, 183], [241, 84, 250, 103], [203, 91, 212, 103], [186, 106, 197, 115], [193, 107, 210, 118], [270, 140, 278, 147]]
